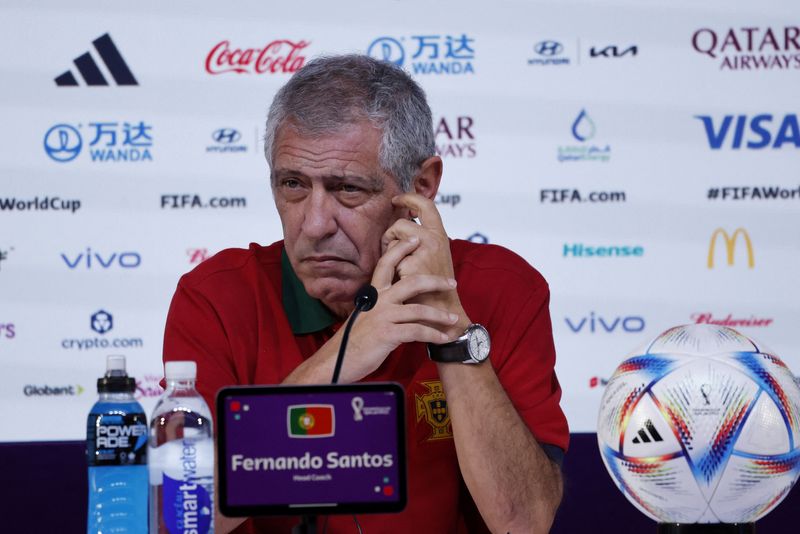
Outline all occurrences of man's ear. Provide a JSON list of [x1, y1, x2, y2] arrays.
[[412, 156, 443, 200]]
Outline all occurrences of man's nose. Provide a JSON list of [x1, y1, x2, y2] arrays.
[[300, 188, 338, 240]]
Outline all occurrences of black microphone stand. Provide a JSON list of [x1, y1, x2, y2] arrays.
[[292, 285, 378, 533]]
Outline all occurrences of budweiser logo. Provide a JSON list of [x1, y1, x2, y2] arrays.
[[691, 313, 773, 328], [205, 39, 309, 75]]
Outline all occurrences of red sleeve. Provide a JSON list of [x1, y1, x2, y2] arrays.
[[493, 279, 569, 453], [162, 277, 236, 421]]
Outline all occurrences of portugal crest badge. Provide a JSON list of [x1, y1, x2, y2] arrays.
[[415, 380, 452, 441]]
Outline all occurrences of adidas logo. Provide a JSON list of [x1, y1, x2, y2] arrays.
[[631, 419, 664, 444], [55, 33, 138, 87]]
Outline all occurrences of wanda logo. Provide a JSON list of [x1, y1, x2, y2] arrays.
[[205, 39, 310, 75]]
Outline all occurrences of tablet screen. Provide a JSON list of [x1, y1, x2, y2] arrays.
[[217, 383, 406, 516]]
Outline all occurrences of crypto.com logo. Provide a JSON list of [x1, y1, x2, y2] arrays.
[[707, 228, 754, 269], [90, 310, 113, 334]]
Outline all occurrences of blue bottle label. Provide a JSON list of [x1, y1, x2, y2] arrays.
[[87, 412, 148, 466], [163, 473, 212, 534]]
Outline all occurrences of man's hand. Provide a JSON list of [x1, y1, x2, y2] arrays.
[[382, 193, 470, 339], [283, 236, 459, 385]]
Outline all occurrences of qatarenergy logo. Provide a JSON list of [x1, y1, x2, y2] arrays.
[[0, 196, 81, 213]]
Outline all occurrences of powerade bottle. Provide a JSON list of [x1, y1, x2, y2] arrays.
[[149, 361, 214, 534], [86, 354, 148, 534]]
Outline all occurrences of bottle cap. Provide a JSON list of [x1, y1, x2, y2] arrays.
[[98, 354, 135, 393], [165, 361, 197, 380], [105, 355, 126, 376]]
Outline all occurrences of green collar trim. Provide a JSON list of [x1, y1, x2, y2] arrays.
[[281, 248, 337, 334]]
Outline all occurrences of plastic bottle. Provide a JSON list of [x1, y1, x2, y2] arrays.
[[86, 354, 148, 534], [149, 361, 214, 534]]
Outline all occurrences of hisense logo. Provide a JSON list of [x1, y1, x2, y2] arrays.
[[563, 243, 644, 257]]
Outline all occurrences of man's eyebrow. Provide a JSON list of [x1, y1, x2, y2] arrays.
[[272, 169, 384, 191]]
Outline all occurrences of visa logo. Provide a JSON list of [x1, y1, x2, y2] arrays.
[[695, 114, 800, 149], [61, 248, 141, 269], [565, 312, 645, 333]]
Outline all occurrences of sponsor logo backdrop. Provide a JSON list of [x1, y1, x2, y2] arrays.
[[0, 0, 798, 440]]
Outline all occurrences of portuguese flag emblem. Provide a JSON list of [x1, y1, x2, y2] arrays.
[[288, 404, 335, 438]]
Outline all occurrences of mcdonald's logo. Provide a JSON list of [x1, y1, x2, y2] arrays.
[[707, 228, 754, 269]]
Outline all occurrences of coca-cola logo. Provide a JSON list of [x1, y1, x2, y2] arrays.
[[205, 39, 310, 75]]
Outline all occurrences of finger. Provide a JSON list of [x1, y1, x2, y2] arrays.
[[372, 237, 419, 289], [392, 193, 445, 232], [382, 218, 424, 253], [394, 323, 451, 344], [388, 274, 457, 301], [391, 303, 459, 327]]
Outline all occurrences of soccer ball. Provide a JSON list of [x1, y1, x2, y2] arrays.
[[597, 324, 800, 523]]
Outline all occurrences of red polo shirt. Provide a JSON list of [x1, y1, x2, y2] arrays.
[[163, 239, 569, 533]]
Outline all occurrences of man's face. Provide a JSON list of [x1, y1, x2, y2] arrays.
[[272, 121, 406, 313]]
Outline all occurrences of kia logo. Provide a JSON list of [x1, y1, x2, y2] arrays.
[[212, 128, 241, 144], [534, 40, 563, 56]]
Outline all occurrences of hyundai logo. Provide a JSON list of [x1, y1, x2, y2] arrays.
[[534, 40, 563, 57], [367, 37, 405, 66], [212, 128, 242, 144], [44, 124, 82, 162]]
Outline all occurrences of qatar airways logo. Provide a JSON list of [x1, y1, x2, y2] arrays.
[[205, 39, 309, 75], [692, 27, 800, 70]]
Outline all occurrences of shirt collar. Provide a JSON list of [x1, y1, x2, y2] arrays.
[[281, 248, 337, 334]]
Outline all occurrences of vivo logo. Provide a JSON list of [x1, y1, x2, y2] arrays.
[[61, 248, 141, 269], [565, 312, 645, 333], [695, 114, 800, 149]]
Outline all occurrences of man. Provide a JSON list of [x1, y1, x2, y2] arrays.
[[164, 54, 568, 533]]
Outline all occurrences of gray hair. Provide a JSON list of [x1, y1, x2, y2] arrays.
[[264, 54, 435, 192]]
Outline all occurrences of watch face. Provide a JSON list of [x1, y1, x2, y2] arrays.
[[467, 325, 491, 362]]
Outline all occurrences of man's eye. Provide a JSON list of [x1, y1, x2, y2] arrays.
[[282, 179, 301, 188], [339, 184, 363, 193]]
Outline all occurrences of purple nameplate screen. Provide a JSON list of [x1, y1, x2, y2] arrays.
[[217, 383, 406, 516]]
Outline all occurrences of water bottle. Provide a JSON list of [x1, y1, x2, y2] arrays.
[[149, 361, 214, 534], [86, 354, 148, 534]]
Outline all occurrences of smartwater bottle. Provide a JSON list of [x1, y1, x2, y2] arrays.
[[86, 354, 148, 534], [149, 361, 214, 534]]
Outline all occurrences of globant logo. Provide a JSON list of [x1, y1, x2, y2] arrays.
[[61, 310, 144, 351], [558, 109, 611, 162], [205, 39, 309, 75], [61, 248, 142, 270], [24, 384, 85, 396], [43, 121, 153, 163], [565, 312, 645, 334], [0, 196, 81, 214], [563, 243, 644, 258], [435, 116, 476, 158], [367, 34, 475, 75], [691, 313, 773, 328], [692, 27, 800, 70], [207, 128, 248, 153], [528, 40, 570, 66], [0, 323, 15, 339], [695, 114, 799, 149]]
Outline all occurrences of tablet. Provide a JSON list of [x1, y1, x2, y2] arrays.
[[216, 382, 407, 517]]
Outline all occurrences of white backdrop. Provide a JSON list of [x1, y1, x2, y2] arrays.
[[1, 0, 798, 441]]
